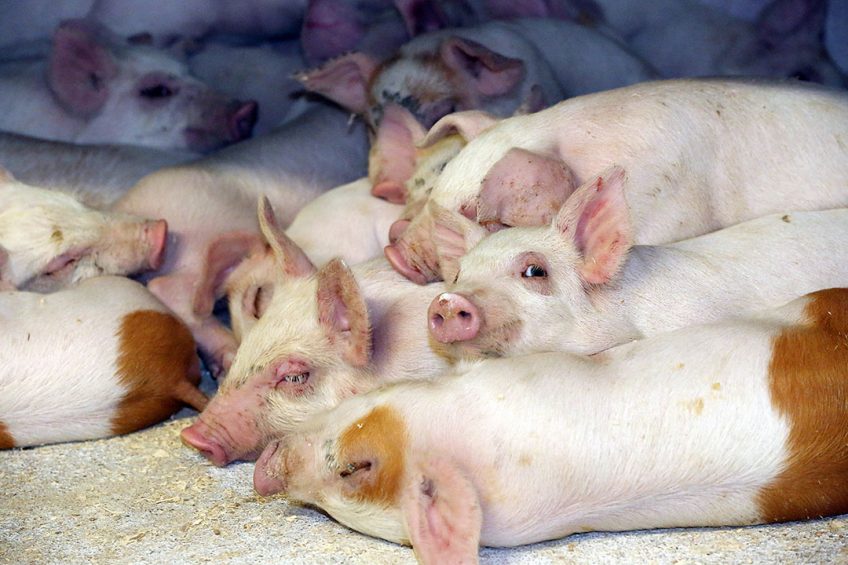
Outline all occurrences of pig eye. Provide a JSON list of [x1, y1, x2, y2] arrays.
[[522, 265, 547, 278], [140, 84, 175, 98], [280, 372, 309, 386], [339, 460, 372, 478]]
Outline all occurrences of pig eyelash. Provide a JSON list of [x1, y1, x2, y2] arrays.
[[339, 460, 372, 478], [271, 363, 313, 395], [280, 372, 310, 386], [521, 265, 547, 278]]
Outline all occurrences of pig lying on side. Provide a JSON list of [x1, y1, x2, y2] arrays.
[[254, 288, 848, 563], [299, 17, 656, 131], [181, 207, 448, 466], [386, 78, 848, 283], [113, 102, 368, 374], [0, 19, 257, 152], [0, 170, 167, 292], [429, 168, 848, 358], [0, 131, 197, 209], [0, 276, 207, 449]]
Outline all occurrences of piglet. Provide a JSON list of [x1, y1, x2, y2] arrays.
[[0, 169, 167, 292], [386, 78, 848, 283], [181, 214, 448, 466], [430, 168, 848, 357], [254, 287, 848, 563], [0, 276, 207, 449], [0, 19, 257, 152]]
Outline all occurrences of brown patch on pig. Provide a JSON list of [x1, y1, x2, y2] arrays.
[[337, 405, 408, 506], [757, 288, 848, 522], [111, 310, 206, 436], [0, 420, 15, 449], [51, 228, 63, 244]]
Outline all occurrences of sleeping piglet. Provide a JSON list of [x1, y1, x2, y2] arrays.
[[254, 287, 848, 563], [0, 169, 167, 292], [385, 78, 848, 284], [0, 276, 207, 449]]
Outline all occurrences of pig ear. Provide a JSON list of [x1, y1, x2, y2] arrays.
[[295, 52, 379, 114], [370, 104, 428, 204], [554, 165, 632, 286], [477, 148, 577, 230], [316, 258, 371, 367], [419, 111, 498, 148], [48, 19, 119, 117], [440, 36, 525, 97], [257, 196, 317, 279], [394, 0, 449, 36], [402, 457, 482, 565], [430, 202, 487, 284], [193, 231, 264, 316]]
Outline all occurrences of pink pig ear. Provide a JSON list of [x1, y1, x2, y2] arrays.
[[369, 104, 428, 204], [394, 0, 449, 36], [316, 258, 371, 367], [48, 19, 119, 117], [257, 196, 317, 279], [193, 231, 264, 316], [419, 110, 499, 148], [477, 148, 577, 230], [402, 457, 482, 565], [295, 52, 380, 114], [430, 202, 487, 284], [440, 36, 525, 98], [554, 165, 633, 286]]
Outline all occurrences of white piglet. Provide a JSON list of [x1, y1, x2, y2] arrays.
[[254, 287, 848, 564], [0, 276, 207, 449], [428, 167, 848, 358], [0, 170, 167, 292]]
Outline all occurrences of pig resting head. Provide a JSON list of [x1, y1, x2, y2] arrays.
[[184, 255, 378, 467], [0, 180, 166, 291], [48, 19, 257, 152], [254, 396, 484, 564], [431, 166, 634, 359]]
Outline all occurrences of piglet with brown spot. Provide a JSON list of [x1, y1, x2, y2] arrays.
[[0, 276, 206, 449], [255, 288, 848, 564]]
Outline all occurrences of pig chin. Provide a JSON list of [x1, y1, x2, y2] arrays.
[[183, 128, 234, 154], [431, 319, 523, 361]]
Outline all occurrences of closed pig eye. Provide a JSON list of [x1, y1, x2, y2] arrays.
[[339, 460, 372, 478], [140, 84, 174, 98]]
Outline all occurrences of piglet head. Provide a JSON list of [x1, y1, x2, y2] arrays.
[[226, 197, 317, 341], [254, 399, 483, 564], [431, 165, 633, 359], [184, 256, 376, 466], [48, 19, 257, 152]]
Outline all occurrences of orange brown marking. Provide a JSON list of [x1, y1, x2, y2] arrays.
[[758, 288, 848, 522], [338, 405, 408, 506], [0, 419, 15, 449], [111, 310, 205, 436]]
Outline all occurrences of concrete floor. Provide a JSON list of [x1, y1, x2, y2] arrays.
[[2, 411, 847, 565]]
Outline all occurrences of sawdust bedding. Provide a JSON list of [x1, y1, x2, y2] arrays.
[[2, 408, 846, 564]]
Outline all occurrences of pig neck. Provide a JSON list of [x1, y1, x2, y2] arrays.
[[353, 258, 446, 385]]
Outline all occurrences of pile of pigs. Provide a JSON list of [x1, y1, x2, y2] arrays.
[[1, 0, 848, 561]]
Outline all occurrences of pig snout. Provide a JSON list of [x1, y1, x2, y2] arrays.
[[180, 420, 232, 467], [428, 292, 481, 343], [143, 219, 168, 271], [371, 181, 408, 204], [385, 243, 428, 285], [253, 440, 287, 496], [228, 100, 259, 142]]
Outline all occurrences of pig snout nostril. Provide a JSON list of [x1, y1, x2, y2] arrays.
[[431, 313, 445, 328], [458, 310, 472, 320]]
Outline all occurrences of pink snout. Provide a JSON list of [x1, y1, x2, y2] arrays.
[[181, 421, 232, 467], [253, 440, 287, 496], [428, 292, 481, 343], [143, 219, 168, 271], [371, 180, 408, 204], [228, 100, 259, 142], [385, 243, 428, 285]]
